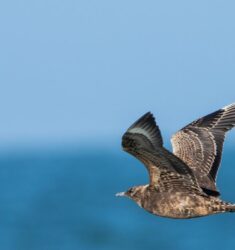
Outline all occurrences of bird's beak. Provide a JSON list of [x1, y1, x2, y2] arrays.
[[115, 191, 126, 197]]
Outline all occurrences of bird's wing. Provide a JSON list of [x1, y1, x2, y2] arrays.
[[141, 150, 203, 194], [171, 103, 235, 192], [122, 112, 202, 193], [124, 112, 163, 149]]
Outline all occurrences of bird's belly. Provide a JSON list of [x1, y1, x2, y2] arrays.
[[142, 193, 218, 219]]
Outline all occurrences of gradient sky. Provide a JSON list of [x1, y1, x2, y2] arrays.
[[1, 1, 235, 147]]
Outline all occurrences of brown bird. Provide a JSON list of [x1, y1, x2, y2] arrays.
[[116, 104, 235, 219]]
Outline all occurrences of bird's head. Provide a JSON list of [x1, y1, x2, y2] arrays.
[[116, 185, 147, 206]]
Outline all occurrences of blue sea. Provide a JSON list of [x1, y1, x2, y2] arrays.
[[1, 145, 235, 250]]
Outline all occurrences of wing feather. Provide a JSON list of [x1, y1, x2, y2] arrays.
[[123, 112, 202, 193], [171, 103, 235, 193], [126, 112, 163, 148]]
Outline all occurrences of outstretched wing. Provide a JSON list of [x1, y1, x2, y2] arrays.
[[171, 103, 235, 193], [122, 112, 202, 193], [123, 112, 163, 150]]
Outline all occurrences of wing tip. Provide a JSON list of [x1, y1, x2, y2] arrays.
[[222, 103, 235, 111], [127, 111, 155, 131], [124, 111, 163, 148]]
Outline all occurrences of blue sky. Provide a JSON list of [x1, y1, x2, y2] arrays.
[[1, 1, 235, 147]]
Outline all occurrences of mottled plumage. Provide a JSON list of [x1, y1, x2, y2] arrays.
[[117, 104, 235, 219]]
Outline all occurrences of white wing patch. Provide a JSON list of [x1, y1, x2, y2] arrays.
[[128, 127, 152, 142], [222, 103, 235, 110]]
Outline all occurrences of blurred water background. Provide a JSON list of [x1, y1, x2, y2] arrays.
[[1, 142, 235, 250], [2, 0, 235, 249]]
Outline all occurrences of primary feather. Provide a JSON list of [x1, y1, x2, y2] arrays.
[[171, 103, 235, 195]]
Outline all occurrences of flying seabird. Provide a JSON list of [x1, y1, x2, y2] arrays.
[[116, 104, 235, 219]]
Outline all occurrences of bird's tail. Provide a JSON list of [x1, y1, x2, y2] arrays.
[[225, 204, 235, 212], [210, 200, 235, 214], [221, 203, 235, 213]]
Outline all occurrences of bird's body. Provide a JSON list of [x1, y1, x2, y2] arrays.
[[127, 184, 235, 219], [117, 104, 235, 219]]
